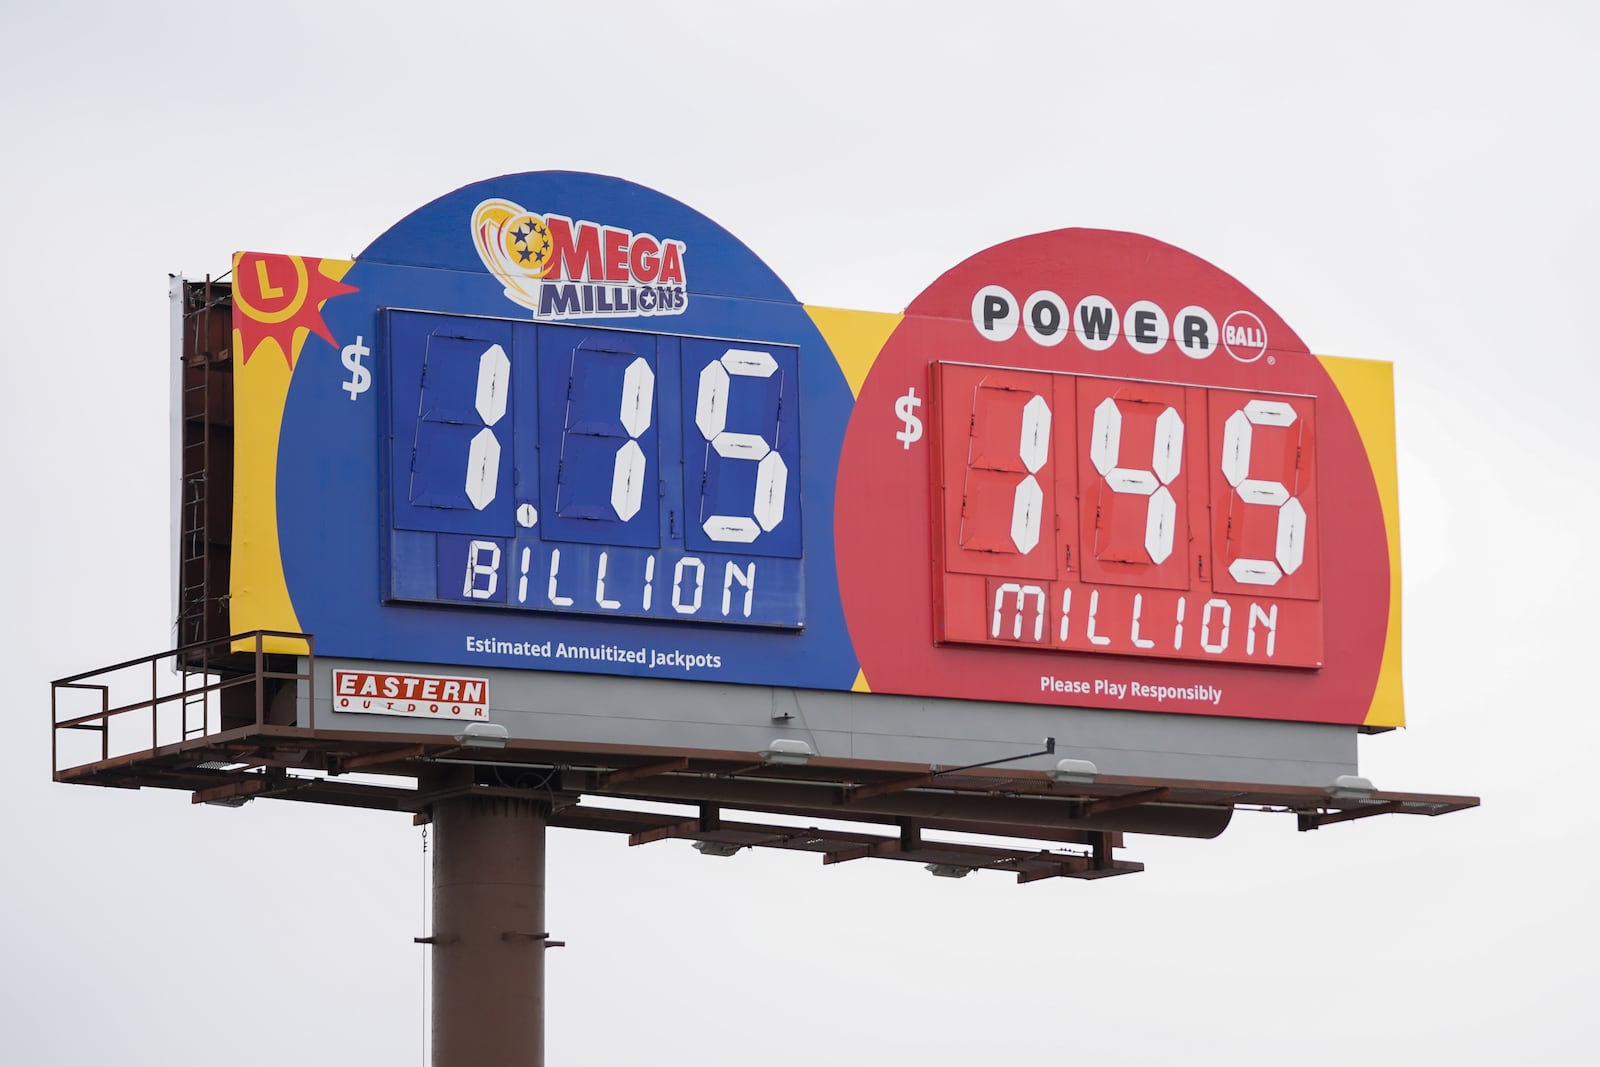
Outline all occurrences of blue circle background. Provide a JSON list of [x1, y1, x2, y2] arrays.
[[274, 172, 860, 690]]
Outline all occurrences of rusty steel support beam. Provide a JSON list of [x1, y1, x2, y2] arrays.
[[190, 777, 272, 805], [598, 757, 689, 789], [336, 744, 430, 773], [1091, 831, 1113, 871], [1082, 787, 1171, 817], [626, 805, 720, 847], [822, 843, 872, 864], [841, 740, 1057, 803], [824, 823, 919, 865], [430, 795, 549, 1067], [823, 838, 906, 865], [189, 769, 303, 805], [1297, 801, 1404, 832], [605, 774, 1233, 838], [627, 819, 704, 847], [1016, 856, 1092, 884], [843, 772, 938, 802]]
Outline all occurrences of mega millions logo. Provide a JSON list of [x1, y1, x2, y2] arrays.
[[472, 199, 688, 320]]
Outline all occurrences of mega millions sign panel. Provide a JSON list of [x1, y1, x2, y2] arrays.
[[227, 172, 1403, 728]]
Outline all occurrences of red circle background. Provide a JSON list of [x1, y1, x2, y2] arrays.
[[833, 229, 1389, 725]]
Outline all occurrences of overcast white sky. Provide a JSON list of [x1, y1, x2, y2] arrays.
[[2, 2, 1595, 1064]]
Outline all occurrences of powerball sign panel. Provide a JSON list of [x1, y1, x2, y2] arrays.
[[228, 173, 1404, 728]]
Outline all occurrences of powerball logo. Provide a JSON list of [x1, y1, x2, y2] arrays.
[[472, 198, 688, 320]]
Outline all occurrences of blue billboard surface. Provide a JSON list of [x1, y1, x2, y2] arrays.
[[232, 172, 856, 688]]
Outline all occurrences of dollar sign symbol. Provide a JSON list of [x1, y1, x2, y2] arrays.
[[341, 335, 371, 399], [894, 387, 923, 449]]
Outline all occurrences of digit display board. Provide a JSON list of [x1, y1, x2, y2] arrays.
[[927, 366, 1323, 666], [227, 172, 1403, 728], [383, 312, 804, 628]]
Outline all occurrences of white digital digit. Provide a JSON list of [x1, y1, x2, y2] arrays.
[[595, 551, 622, 610], [546, 548, 574, 606], [672, 557, 706, 613], [463, 344, 510, 510], [991, 582, 1047, 640], [1219, 399, 1305, 586], [462, 540, 501, 599], [1201, 598, 1232, 653], [560, 351, 652, 524], [695, 348, 787, 543], [723, 561, 756, 617], [1010, 396, 1051, 553], [961, 387, 1051, 555], [608, 357, 654, 521], [1089, 397, 1184, 564], [556, 351, 654, 524]]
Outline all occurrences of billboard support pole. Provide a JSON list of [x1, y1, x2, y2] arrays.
[[429, 793, 550, 1067]]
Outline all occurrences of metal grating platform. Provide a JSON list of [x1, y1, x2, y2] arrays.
[[51, 632, 1479, 883]]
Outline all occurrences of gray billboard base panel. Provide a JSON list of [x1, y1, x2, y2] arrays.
[[308, 658, 1357, 790]]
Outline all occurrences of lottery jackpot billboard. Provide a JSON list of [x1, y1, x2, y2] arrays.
[[224, 172, 1403, 730]]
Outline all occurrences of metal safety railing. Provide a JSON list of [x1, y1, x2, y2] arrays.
[[51, 631, 315, 778]]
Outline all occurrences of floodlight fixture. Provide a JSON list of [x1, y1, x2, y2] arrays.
[[759, 738, 814, 766], [692, 841, 743, 858], [925, 863, 972, 879], [1048, 758, 1099, 785], [455, 722, 510, 750], [1327, 774, 1376, 801]]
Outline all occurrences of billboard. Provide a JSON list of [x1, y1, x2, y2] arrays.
[[227, 171, 1402, 730]]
